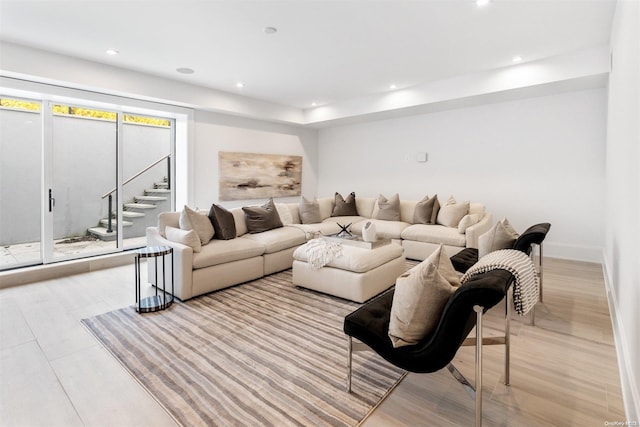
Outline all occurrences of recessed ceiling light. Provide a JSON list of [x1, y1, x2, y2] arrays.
[[176, 67, 195, 74], [389, 84, 397, 90], [512, 56, 523, 63], [236, 82, 245, 88], [476, 0, 490, 6], [264, 26, 277, 34], [105, 48, 119, 55], [311, 102, 317, 107]]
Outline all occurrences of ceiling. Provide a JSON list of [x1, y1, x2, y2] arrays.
[[0, 0, 617, 110]]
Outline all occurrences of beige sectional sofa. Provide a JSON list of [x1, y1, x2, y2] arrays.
[[146, 195, 492, 300]]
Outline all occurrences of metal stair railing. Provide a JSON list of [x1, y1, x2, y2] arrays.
[[101, 154, 171, 234]]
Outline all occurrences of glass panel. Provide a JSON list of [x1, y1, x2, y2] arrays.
[[0, 98, 42, 270], [121, 116, 173, 250], [51, 104, 118, 260]]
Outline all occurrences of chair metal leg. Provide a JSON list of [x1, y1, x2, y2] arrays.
[[505, 286, 511, 386], [474, 305, 483, 427], [347, 336, 352, 393]]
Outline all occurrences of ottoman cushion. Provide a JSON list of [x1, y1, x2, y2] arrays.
[[293, 241, 404, 273]]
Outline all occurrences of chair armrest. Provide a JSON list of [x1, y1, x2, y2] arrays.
[[146, 227, 194, 300], [465, 213, 493, 249]]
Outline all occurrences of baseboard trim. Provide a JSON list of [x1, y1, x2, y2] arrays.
[[543, 242, 603, 263], [602, 251, 640, 422], [0, 251, 135, 289]]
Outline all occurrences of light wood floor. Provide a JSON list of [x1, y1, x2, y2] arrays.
[[0, 257, 625, 426]]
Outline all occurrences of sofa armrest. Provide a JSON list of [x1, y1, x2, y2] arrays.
[[465, 213, 493, 249], [146, 226, 194, 300]]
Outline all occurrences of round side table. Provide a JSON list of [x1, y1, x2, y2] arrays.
[[135, 245, 174, 313]]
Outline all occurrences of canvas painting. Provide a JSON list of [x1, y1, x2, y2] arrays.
[[219, 151, 302, 201]]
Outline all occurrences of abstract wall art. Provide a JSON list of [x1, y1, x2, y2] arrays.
[[218, 151, 302, 201]]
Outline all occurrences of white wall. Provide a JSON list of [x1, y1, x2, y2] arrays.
[[317, 88, 607, 261], [605, 0, 640, 421], [191, 111, 318, 210]]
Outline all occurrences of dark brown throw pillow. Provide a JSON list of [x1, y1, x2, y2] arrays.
[[242, 198, 283, 233], [431, 196, 441, 224], [208, 203, 237, 240], [413, 195, 437, 224], [331, 192, 358, 217]]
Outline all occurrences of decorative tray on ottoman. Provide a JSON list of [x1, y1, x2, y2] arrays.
[[322, 233, 391, 249]]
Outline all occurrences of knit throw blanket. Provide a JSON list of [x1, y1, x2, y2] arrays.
[[305, 238, 343, 270], [461, 249, 539, 315]]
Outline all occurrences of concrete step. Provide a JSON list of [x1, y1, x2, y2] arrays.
[[100, 219, 133, 227], [122, 211, 146, 218], [88, 227, 117, 241], [124, 203, 156, 210], [135, 195, 167, 202], [145, 188, 171, 194], [155, 181, 169, 188]]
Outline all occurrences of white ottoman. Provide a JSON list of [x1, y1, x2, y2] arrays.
[[292, 241, 406, 303]]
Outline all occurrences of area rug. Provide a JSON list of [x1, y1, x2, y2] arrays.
[[82, 270, 406, 427]]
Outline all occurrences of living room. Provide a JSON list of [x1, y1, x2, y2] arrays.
[[0, 0, 638, 425]]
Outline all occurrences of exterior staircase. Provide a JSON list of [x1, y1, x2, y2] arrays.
[[88, 178, 171, 241]]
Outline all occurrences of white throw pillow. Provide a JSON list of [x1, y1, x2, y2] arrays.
[[436, 197, 470, 228], [165, 226, 202, 253], [275, 203, 294, 225], [179, 205, 214, 244], [478, 218, 519, 258], [388, 245, 460, 348], [457, 213, 483, 234]]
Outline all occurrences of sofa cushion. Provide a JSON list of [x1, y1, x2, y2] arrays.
[[242, 226, 306, 254], [457, 213, 482, 234], [179, 205, 214, 244], [373, 193, 401, 221], [331, 192, 358, 216], [351, 219, 410, 240], [478, 218, 519, 258], [401, 224, 467, 247], [436, 198, 469, 228], [399, 199, 418, 224], [355, 197, 376, 218], [317, 197, 335, 221], [208, 203, 237, 240], [275, 203, 294, 225], [192, 238, 265, 269], [388, 245, 460, 348], [413, 195, 438, 224], [293, 242, 404, 273], [299, 196, 322, 224], [230, 207, 248, 237], [242, 198, 283, 234], [165, 226, 202, 253], [322, 216, 367, 231]]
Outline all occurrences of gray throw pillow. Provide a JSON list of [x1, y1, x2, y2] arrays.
[[242, 198, 283, 233], [331, 192, 358, 217], [208, 203, 237, 240], [299, 196, 322, 224], [413, 195, 437, 224], [375, 193, 401, 221]]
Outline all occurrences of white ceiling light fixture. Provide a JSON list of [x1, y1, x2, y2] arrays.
[[236, 82, 245, 88], [176, 67, 195, 74], [105, 48, 119, 55], [476, 0, 490, 7], [263, 26, 277, 34], [389, 84, 397, 90], [512, 55, 523, 63], [311, 102, 317, 107]]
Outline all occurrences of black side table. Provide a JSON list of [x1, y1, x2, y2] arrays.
[[135, 245, 174, 313]]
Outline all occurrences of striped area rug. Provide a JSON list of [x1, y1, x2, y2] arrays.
[[82, 269, 406, 426]]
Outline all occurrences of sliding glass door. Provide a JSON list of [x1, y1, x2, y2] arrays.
[[0, 92, 176, 271]]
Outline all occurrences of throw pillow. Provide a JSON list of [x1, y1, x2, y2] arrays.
[[179, 205, 214, 244], [331, 192, 358, 217], [458, 213, 483, 234], [275, 203, 294, 225], [165, 226, 202, 253], [242, 198, 283, 233], [388, 245, 460, 348], [299, 196, 322, 224], [436, 198, 470, 228], [413, 195, 436, 224], [208, 203, 237, 240], [478, 218, 519, 258], [374, 193, 401, 221]]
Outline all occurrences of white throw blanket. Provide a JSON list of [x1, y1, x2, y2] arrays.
[[305, 238, 343, 270], [461, 249, 539, 316]]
